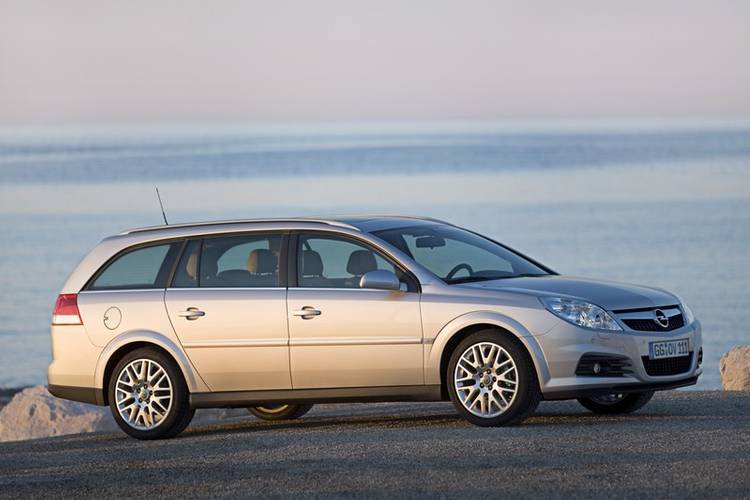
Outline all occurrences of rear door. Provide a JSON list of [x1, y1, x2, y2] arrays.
[[164, 232, 290, 392], [287, 232, 423, 389]]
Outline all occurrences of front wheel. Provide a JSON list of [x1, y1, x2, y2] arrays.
[[447, 330, 540, 427], [248, 403, 313, 421], [108, 348, 194, 440], [577, 391, 654, 414]]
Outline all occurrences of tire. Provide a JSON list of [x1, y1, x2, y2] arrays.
[[108, 347, 194, 440], [446, 330, 540, 427], [577, 391, 654, 414], [248, 403, 313, 421]]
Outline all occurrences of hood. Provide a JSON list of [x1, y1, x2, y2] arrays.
[[464, 275, 678, 311]]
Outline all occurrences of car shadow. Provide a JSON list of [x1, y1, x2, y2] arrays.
[[181, 405, 711, 439]]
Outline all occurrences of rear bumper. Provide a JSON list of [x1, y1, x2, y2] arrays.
[[47, 384, 105, 406], [47, 324, 102, 389]]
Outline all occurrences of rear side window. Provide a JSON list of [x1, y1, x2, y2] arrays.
[[172, 240, 201, 288], [198, 233, 283, 288], [89, 243, 180, 291]]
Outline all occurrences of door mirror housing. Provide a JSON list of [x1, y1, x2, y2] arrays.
[[359, 270, 401, 291]]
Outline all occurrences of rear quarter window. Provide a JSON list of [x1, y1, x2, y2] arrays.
[[88, 242, 180, 291]]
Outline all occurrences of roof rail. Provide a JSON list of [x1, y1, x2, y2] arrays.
[[119, 218, 360, 235]]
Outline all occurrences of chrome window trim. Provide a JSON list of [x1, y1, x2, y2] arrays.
[[166, 287, 285, 292], [286, 286, 414, 292]]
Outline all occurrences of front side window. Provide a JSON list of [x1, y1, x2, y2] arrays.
[[297, 234, 413, 289], [373, 224, 550, 284], [90, 243, 179, 290], [197, 234, 282, 288]]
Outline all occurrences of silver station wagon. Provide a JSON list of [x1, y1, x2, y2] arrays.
[[48, 216, 702, 439]]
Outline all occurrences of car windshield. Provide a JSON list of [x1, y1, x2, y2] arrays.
[[372, 224, 550, 284]]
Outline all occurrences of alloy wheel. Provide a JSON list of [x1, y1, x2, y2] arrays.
[[115, 358, 173, 430], [589, 393, 626, 405], [453, 341, 518, 418], [254, 404, 290, 414]]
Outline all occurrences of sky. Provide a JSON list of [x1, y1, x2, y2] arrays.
[[1, 0, 749, 125]]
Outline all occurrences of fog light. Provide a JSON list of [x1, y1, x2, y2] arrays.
[[593, 362, 601, 374]]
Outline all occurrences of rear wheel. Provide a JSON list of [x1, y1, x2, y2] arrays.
[[108, 347, 194, 440], [446, 330, 540, 427], [248, 403, 313, 421], [577, 391, 654, 414]]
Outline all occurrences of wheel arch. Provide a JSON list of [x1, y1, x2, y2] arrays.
[[426, 312, 550, 399], [95, 330, 209, 405]]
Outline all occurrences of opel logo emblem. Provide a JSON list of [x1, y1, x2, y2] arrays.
[[653, 309, 669, 328]]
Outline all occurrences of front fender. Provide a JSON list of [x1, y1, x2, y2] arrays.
[[94, 330, 210, 394], [424, 311, 551, 387]]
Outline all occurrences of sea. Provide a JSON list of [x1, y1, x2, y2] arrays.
[[1, 120, 749, 390]]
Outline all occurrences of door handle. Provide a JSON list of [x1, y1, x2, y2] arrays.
[[178, 307, 205, 320], [292, 307, 321, 318]]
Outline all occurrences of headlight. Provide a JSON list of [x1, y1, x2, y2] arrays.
[[675, 295, 695, 325], [540, 297, 622, 331]]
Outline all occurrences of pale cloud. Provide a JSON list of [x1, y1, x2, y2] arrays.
[[1, 0, 749, 124]]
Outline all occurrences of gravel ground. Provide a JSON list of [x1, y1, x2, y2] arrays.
[[0, 390, 748, 499]]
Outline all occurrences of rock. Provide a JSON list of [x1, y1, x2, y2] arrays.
[[0, 386, 116, 442], [720, 346, 750, 391], [0, 385, 251, 442]]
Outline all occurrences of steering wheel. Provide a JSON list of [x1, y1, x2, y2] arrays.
[[446, 263, 474, 280]]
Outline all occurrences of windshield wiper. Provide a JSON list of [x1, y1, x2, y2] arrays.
[[490, 273, 548, 280], [445, 273, 548, 284], [444, 276, 501, 284], [445, 276, 497, 285]]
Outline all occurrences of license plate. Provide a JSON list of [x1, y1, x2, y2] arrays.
[[649, 339, 689, 360]]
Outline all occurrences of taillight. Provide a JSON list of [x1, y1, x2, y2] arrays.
[[52, 294, 83, 326]]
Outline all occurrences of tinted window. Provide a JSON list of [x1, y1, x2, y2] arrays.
[[90, 243, 178, 290], [172, 240, 201, 288], [373, 224, 549, 284], [199, 234, 282, 287], [297, 234, 414, 290]]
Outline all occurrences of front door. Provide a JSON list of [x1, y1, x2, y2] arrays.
[[165, 233, 290, 392], [287, 233, 423, 389]]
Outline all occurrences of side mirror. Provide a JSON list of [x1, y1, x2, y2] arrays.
[[359, 270, 401, 291]]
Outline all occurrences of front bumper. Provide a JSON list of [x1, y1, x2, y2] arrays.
[[534, 319, 703, 400]]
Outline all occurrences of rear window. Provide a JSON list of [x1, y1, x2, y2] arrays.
[[88, 243, 180, 290]]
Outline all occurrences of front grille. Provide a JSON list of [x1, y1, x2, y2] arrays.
[[623, 314, 684, 332], [576, 354, 633, 377], [641, 352, 693, 376]]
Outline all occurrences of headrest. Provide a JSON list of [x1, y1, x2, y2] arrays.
[[302, 250, 323, 276], [346, 250, 377, 276], [186, 252, 199, 280], [247, 249, 275, 274]]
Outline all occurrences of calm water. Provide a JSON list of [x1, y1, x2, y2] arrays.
[[1, 122, 749, 389]]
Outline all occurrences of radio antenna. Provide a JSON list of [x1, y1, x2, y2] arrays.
[[155, 186, 169, 225]]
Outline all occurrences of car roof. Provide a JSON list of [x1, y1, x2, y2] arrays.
[[120, 215, 448, 235]]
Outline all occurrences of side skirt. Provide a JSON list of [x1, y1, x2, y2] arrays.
[[190, 384, 443, 409]]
